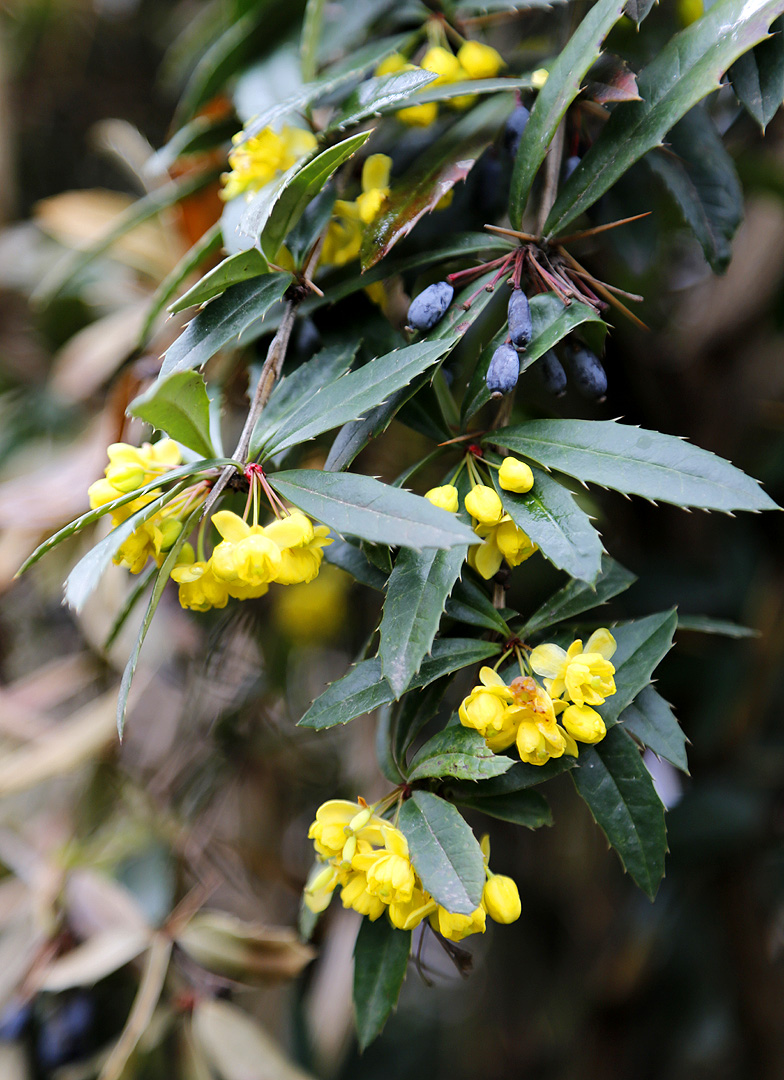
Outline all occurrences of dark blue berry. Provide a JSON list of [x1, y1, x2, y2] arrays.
[[565, 346, 607, 400], [0, 1000, 31, 1041], [507, 290, 533, 351], [486, 344, 520, 395], [537, 350, 567, 396], [563, 155, 581, 181], [504, 105, 530, 157], [407, 282, 454, 332]]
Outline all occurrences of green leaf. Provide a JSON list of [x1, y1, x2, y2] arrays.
[[520, 556, 636, 636], [251, 341, 359, 455], [324, 537, 387, 590], [461, 293, 606, 423], [362, 95, 513, 270], [442, 756, 575, 803], [544, 0, 784, 237], [169, 249, 270, 315], [128, 372, 215, 458], [676, 614, 759, 638], [393, 679, 451, 763], [398, 791, 485, 915], [624, 0, 657, 24], [603, 610, 678, 725], [300, 0, 327, 83], [324, 386, 416, 472], [329, 69, 439, 132], [141, 223, 223, 344], [376, 705, 405, 784], [353, 916, 411, 1052], [729, 16, 784, 130], [160, 272, 293, 379], [260, 339, 457, 458], [269, 470, 479, 549], [492, 465, 604, 585], [298, 638, 500, 730], [16, 459, 236, 578], [621, 685, 689, 774], [646, 106, 743, 273], [379, 546, 467, 699], [449, 788, 552, 828], [117, 504, 202, 738], [445, 575, 511, 635], [407, 727, 514, 783], [508, 0, 626, 228], [241, 130, 373, 262], [488, 419, 778, 511], [571, 725, 667, 899]]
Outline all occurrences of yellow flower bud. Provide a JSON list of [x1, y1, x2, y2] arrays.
[[425, 485, 459, 513], [105, 462, 145, 493], [158, 517, 183, 551], [531, 68, 549, 89], [483, 875, 521, 924], [397, 100, 439, 127], [561, 703, 607, 744], [421, 45, 462, 85], [465, 484, 503, 525], [457, 41, 505, 80], [498, 457, 534, 494]]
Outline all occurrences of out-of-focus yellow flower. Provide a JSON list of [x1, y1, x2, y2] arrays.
[[356, 154, 392, 225], [375, 52, 439, 127], [170, 559, 232, 612], [498, 456, 534, 494], [457, 41, 505, 80], [421, 45, 464, 85], [321, 199, 363, 267], [221, 125, 317, 202], [531, 68, 549, 89], [677, 0, 703, 25], [482, 875, 521, 923], [274, 564, 348, 643], [430, 903, 486, 942], [425, 484, 459, 513], [530, 629, 617, 707]]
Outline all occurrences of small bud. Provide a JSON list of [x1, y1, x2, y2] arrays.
[[348, 807, 373, 834], [105, 462, 145, 493], [486, 344, 519, 395], [425, 485, 459, 513], [537, 350, 567, 396], [465, 484, 503, 525], [158, 517, 183, 551], [407, 281, 454, 331], [498, 457, 534, 494], [457, 41, 504, 80], [483, 875, 521, 924], [562, 703, 606, 744], [565, 346, 607, 401], [507, 290, 533, 351]]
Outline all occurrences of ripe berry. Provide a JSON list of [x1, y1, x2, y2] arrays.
[[407, 281, 454, 331], [565, 346, 607, 400], [537, 350, 567, 396], [504, 105, 530, 157], [507, 290, 533, 351], [486, 343, 520, 395]]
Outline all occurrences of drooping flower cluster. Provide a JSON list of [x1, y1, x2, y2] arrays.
[[304, 800, 521, 941], [375, 41, 505, 127], [459, 629, 618, 765], [220, 125, 318, 202]]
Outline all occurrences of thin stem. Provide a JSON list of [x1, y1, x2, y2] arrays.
[[535, 120, 566, 237], [554, 212, 652, 247], [484, 224, 537, 242]]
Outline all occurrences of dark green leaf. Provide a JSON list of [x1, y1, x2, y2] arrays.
[[445, 575, 511, 635], [141, 223, 223, 344], [324, 537, 387, 590], [489, 419, 778, 511], [455, 0, 566, 9], [160, 272, 293, 379], [621, 685, 689, 774], [285, 184, 337, 266], [729, 16, 784, 131], [353, 916, 411, 1051], [298, 638, 500, 730], [545, 0, 784, 236], [376, 704, 405, 784], [362, 95, 513, 270], [521, 556, 636, 636], [169, 249, 270, 315], [676, 614, 759, 638], [572, 724, 667, 899], [508, 0, 626, 228], [450, 788, 552, 828], [398, 791, 485, 914], [646, 106, 743, 273], [443, 757, 576, 803], [393, 679, 451, 763], [325, 386, 416, 472], [241, 131, 372, 262], [379, 546, 467, 699], [128, 372, 215, 458], [603, 610, 678, 725], [269, 470, 479, 549], [624, 0, 657, 24], [492, 466, 604, 585], [407, 727, 514, 783]]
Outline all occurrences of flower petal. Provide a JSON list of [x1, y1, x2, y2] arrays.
[[211, 510, 250, 543], [529, 642, 567, 679], [585, 627, 617, 660]]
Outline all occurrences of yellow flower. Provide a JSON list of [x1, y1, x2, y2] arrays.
[[221, 125, 317, 202], [459, 666, 515, 741], [264, 512, 332, 585], [388, 887, 437, 931], [375, 52, 407, 76], [340, 871, 387, 921], [210, 510, 331, 589], [516, 718, 573, 767], [560, 702, 607, 745], [351, 826, 416, 905], [531, 68, 549, 89], [498, 456, 534, 494], [430, 903, 486, 942], [320, 199, 363, 267], [170, 559, 231, 612], [469, 515, 537, 579], [307, 799, 386, 861], [482, 875, 521, 924], [375, 53, 439, 126], [303, 862, 342, 914], [530, 628, 617, 707], [274, 565, 348, 642], [457, 41, 505, 80], [356, 154, 392, 225], [425, 484, 459, 513], [421, 46, 463, 86], [465, 484, 503, 525]]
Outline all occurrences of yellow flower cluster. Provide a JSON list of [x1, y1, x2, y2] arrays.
[[88, 441, 195, 574], [221, 125, 318, 202], [459, 629, 618, 765], [170, 509, 332, 612], [376, 41, 505, 127], [304, 801, 520, 940], [320, 154, 392, 268]]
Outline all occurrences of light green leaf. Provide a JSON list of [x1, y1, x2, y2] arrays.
[[603, 610, 678, 725], [398, 791, 485, 915], [353, 917, 410, 1052], [572, 725, 667, 899], [128, 372, 215, 458], [407, 727, 514, 783], [141, 223, 223, 343], [508, 0, 626, 228], [545, 0, 784, 236], [624, 0, 657, 24], [169, 249, 270, 315], [269, 470, 478, 549], [329, 69, 439, 132], [489, 419, 778, 511], [520, 556, 636, 636], [621, 685, 689, 774], [298, 638, 500, 731], [160, 272, 293, 379], [448, 788, 552, 828]]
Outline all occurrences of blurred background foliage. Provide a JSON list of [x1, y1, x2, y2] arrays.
[[0, 0, 783, 1077]]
